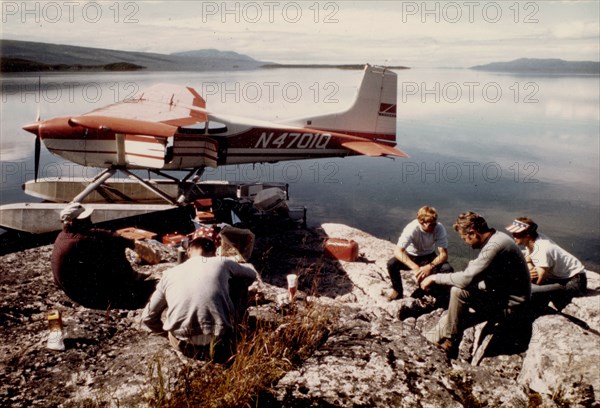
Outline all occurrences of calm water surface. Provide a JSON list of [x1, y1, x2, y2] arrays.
[[1, 68, 598, 269]]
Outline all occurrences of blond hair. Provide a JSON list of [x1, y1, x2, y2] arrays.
[[417, 206, 438, 223]]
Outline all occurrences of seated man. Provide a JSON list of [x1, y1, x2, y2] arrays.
[[508, 217, 588, 311], [420, 212, 531, 358], [387, 206, 453, 300], [51, 203, 157, 310], [141, 235, 258, 362]]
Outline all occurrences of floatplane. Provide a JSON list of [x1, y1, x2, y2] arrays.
[[0, 64, 408, 234]]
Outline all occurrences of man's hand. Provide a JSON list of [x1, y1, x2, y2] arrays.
[[415, 264, 433, 282], [530, 268, 538, 282], [420, 275, 435, 291]]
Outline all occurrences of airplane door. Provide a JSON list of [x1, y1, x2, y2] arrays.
[[123, 134, 167, 168], [169, 135, 219, 169]]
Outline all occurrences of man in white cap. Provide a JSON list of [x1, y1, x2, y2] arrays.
[[507, 217, 588, 311], [51, 202, 156, 309]]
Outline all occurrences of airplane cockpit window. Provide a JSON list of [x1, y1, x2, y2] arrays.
[[177, 121, 227, 134], [165, 136, 174, 163]]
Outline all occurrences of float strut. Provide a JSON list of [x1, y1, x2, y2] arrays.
[[72, 168, 117, 203]]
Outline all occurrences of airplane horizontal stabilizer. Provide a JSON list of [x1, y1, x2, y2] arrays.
[[69, 116, 177, 138], [341, 141, 409, 158]]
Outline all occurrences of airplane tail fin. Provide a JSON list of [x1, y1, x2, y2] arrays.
[[286, 64, 397, 144]]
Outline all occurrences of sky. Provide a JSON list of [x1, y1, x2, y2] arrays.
[[1, 1, 599, 67]]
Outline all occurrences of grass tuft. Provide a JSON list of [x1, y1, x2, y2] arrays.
[[146, 300, 336, 407]]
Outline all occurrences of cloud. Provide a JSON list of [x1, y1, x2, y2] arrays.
[[1, 1, 598, 66]]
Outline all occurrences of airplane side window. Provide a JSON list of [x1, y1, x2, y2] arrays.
[[165, 136, 174, 163], [207, 121, 228, 134]]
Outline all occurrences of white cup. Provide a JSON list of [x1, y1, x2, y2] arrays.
[[287, 274, 298, 301]]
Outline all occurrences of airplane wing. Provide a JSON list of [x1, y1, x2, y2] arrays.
[[84, 84, 208, 127], [341, 141, 409, 158]]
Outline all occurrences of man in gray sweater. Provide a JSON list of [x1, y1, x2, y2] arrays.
[[420, 211, 531, 358], [142, 236, 257, 362]]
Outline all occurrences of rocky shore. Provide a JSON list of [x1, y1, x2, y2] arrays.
[[1, 223, 598, 407]]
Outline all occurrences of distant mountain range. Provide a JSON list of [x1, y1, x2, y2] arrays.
[[3, 40, 597, 75], [471, 58, 599, 74], [0, 39, 265, 72]]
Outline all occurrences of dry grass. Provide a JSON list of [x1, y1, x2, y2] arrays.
[[146, 300, 337, 408]]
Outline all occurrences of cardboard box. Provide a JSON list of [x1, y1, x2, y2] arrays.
[[117, 227, 157, 240]]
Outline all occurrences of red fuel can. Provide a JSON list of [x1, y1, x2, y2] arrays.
[[324, 238, 359, 262]]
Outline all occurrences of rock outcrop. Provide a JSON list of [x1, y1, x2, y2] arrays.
[[0, 223, 598, 407], [518, 273, 600, 406]]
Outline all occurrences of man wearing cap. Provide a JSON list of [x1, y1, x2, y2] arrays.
[[141, 233, 257, 362], [51, 202, 157, 310], [387, 206, 454, 301], [508, 217, 588, 311], [420, 211, 531, 358]]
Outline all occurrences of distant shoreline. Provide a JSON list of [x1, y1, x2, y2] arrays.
[[261, 63, 410, 70], [0, 58, 410, 73], [1, 58, 146, 73]]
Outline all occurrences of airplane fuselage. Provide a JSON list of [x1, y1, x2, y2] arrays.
[[24, 65, 407, 175]]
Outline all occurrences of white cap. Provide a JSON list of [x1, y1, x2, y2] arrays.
[[60, 203, 94, 223], [505, 219, 530, 234]]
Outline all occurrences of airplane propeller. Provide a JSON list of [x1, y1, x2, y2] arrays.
[[26, 77, 43, 182], [22, 121, 42, 182], [22, 112, 43, 183], [34, 130, 41, 182]]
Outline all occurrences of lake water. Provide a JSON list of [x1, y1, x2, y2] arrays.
[[1, 68, 598, 270]]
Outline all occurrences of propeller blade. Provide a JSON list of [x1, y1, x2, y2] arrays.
[[36, 76, 41, 121], [34, 134, 41, 182]]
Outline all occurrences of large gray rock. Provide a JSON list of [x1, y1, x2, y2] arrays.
[[274, 301, 529, 407], [518, 271, 600, 407]]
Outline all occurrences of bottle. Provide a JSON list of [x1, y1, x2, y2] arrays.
[[47, 310, 65, 351]]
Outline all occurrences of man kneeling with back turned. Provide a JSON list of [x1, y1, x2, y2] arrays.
[[142, 234, 257, 362]]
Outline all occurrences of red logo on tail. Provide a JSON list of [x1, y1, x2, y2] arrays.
[[379, 103, 397, 117]]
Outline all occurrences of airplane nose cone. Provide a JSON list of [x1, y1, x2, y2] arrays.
[[23, 122, 41, 136]]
